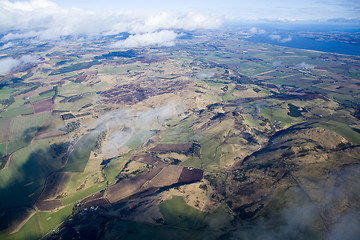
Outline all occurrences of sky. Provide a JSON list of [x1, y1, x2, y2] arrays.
[[45, 0, 360, 21]]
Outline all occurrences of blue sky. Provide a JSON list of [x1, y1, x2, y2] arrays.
[[53, 0, 360, 21]]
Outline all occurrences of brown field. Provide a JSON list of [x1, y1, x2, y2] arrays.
[[131, 153, 163, 165], [105, 165, 203, 204], [100, 79, 190, 105], [106, 167, 163, 204], [18, 85, 53, 98], [36, 200, 63, 211], [178, 167, 204, 183], [34, 130, 66, 140], [148, 165, 183, 187], [32, 98, 53, 114], [38, 172, 69, 200], [0, 117, 12, 143], [83, 198, 112, 208], [150, 143, 192, 153]]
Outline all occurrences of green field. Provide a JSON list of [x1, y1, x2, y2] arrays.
[[38, 205, 73, 234], [312, 120, 360, 145], [0, 143, 6, 156], [63, 133, 99, 172], [0, 96, 34, 118], [103, 154, 132, 184], [101, 196, 232, 240], [10, 112, 50, 141], [61, 183, 106, 205], [0, 87, 14, 100], [160, 196, 232, 230], [54, 94, 96, 111], [0, 105, 33, 119], [0, 141, 64, 211], [0, 213, 43, 240], [6, 140, 29, 154], [29, 90, 55, 103], [100, 219, 221, 240]]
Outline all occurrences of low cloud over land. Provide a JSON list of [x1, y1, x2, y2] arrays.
[[94, 103, 182, 157], [0, 0, 222, 47], [0, 55, 40, 75]]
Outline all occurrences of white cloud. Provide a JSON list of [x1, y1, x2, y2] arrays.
[[280, 36, 292, 43], [296, 62, 313, 69], [110, 30, 178, 48], [269, 34, 292, 43], [272, 61, 282, 67], [95, 102, 182, 157], [0, 55, 40, 75], [196, 72, 215, 79], [0, 0, 222, 43], [250, 27, 266, 34], [0, 42, 14, 50]]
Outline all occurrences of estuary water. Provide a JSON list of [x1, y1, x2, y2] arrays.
[[246, 34, 360, 56]]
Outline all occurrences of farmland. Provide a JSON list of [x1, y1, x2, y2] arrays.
[[0, 28, 359, 240]]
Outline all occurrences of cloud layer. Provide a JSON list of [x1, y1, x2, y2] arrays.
[[0, 0, 222, 47], [0, 55, 40, 75], [110, 30, 178, 48]]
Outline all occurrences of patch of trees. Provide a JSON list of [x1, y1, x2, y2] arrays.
[[94, 131, 107, 152], [49, 61, 101, 75], [62, 121, 80, 133], [233, 202, 264, 220], [0, 155, 10, 170], [61, 113, 75, 120], [287, 103, 307, 117], [81, 103, 93, 109], [211, 112, 227, 120], [186, 141, 201, 157], [39, 88, 55, 95], [168, 157, 181, 165], [50, 142, 70, 157], [242, 132, 258, 144], [354, 107, 360, 120], [94, 50, 137, 60], [252, 88, 261, 93], [16, 85, 40, 96], [59, 94, 84, 103], [230, 74, 252, 84], [0, 96, 15, 106], [206, 102, 222, 111]]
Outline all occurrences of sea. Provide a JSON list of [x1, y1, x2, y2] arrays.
[[240, 23, 360, 56], [246, 34, 360, 56]]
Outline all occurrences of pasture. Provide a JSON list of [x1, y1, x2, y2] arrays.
[[38, 205, 73, 235], [62, 133, 99, 172], [160, 196, 232, 231], [0, 117, 12, 143]]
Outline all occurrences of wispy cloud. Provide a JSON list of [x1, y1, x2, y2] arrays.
[[195, 72, 215, 79], [296, 62, 313, 69], [250, 27, 266, 34], [269, 34, 292, 43], [0, 55, 40, 75], [94, 102, 182, 157]]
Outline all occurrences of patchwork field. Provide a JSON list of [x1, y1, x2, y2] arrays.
[[0, 29, 359, 240]]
